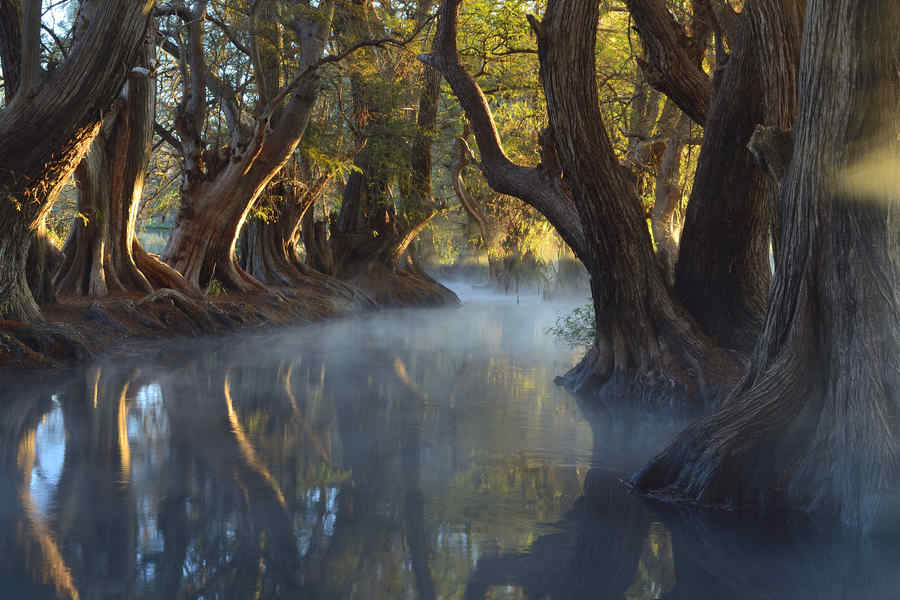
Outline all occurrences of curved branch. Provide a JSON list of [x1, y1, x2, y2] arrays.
[[418, 0, 587, 262]]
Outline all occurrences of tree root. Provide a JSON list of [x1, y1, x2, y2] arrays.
[[137, 289, 218, 333], [0, 320, 92, 368]]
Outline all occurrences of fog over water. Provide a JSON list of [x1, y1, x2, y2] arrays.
[[1, 281, 899, 599]]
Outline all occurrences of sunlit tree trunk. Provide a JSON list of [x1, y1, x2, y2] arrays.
[[424, 0, 737, 395], [0, 0, 154, 321], [162, 1, 334, 292], [634, 0, 900, 528], [55, 34, 191, 298], [651, 109, 691, 287]]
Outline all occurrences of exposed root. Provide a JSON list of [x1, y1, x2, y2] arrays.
[[137, 289, 218, 333], [0, 320, 92, 368]]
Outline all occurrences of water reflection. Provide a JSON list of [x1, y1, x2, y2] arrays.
[[2, 294, 900, 599]]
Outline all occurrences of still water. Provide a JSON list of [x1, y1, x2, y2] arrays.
[[2, 284, 899, 599]]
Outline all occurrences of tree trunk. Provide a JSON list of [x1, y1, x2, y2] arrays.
[[651, 110, 691, 287], [673, 0, 804, 352], [55, 34, 191, 298], [301, 207, 335, 276], [633, 0, 900, 528], [533, 0, 736, 393], [162, 3, 333, 293], [424, 0, 736, 396], [26, 216, 62, 306], [0, 0, 154, 321]]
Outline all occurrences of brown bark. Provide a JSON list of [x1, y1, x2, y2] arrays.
[[673, 0, 804, 352], [26, 216, 62, 306], [0, 0, 21, 104], [242, 183, 317, 287], [302, 208, 336, 276], [162, 1, 334, 292], [534, 0, 731, 391], [633, 0, 900, 528], [55, 35, 191, 298], [0, 0, 154, 321], [624, 0, 713, 125], [651, 109, 691, 287], [427, 0, 737, 395]]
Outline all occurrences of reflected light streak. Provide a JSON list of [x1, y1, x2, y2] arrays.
[[17, 429, 81, 600], [224, 371, 287, 508], [118, 381, 132, 483]]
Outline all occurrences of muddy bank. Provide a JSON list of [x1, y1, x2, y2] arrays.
[[0, 274, 457, 370]]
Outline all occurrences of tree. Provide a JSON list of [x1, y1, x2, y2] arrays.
[[159, 0, 335, 293], [0, 0, 155, 321], [634, 0, 805, 352], [328, 0, 459, 305], [422, 0, 738, 396], [633, 0, 900, 528], [55, 32, 191, 297]]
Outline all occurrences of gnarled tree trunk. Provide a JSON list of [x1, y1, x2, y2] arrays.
[[633, 0, 900, 528], [55, 35, 191, 298], [0, 0, 154, 322], [330, 3, 458, 307], [423, 0, 736, 396], [627, 0, 804, 352], [161, 1, 333, 293]]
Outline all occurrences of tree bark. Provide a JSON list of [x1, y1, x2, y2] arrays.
[[55, 34, 191, 297], [633, 0, 900, 528], [673, 0, 804, 352], [0, 0, 21, 105], [162, 1, 333, 292], [26, 216, 62, 306], [426, 0, 737, 395], [651, 109, 691, 287], [0, 0, 154, 321], [535, 0, 738, 392], [624, 0, 712, 126]]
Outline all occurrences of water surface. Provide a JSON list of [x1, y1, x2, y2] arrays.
[[1, 284, 897, 599]]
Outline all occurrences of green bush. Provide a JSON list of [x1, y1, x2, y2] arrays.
[[546, 303, 595, 347]]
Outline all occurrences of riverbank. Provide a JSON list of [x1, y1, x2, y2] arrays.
[[0, 273, 460, 370]]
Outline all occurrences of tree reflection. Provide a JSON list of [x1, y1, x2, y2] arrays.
[[53, 367, 138, 599], [0, 378, 80, 599], [460, 398, 695, 600]]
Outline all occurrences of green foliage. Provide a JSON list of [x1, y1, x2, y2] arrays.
[[547, 303, 596, 348], [206, 279, 226, 298]]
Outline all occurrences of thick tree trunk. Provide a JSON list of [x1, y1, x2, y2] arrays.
[[55, 35, 190, 298], [301, 208, 335, 276], [425, 0, 736, 396], [162, 3, 333, 293], [0, 0, 154, 321], [673, 0, 804, 352], [26, 216, 62, 306], [633, 0, 900, 528], [534, 0, 736, 393]]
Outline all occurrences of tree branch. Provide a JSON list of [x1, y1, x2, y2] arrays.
[[624, 0, 712, 125], [418, 0, 587, 262]]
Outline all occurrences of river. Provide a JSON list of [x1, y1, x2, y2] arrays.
[[1, 283, 898, 599]]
